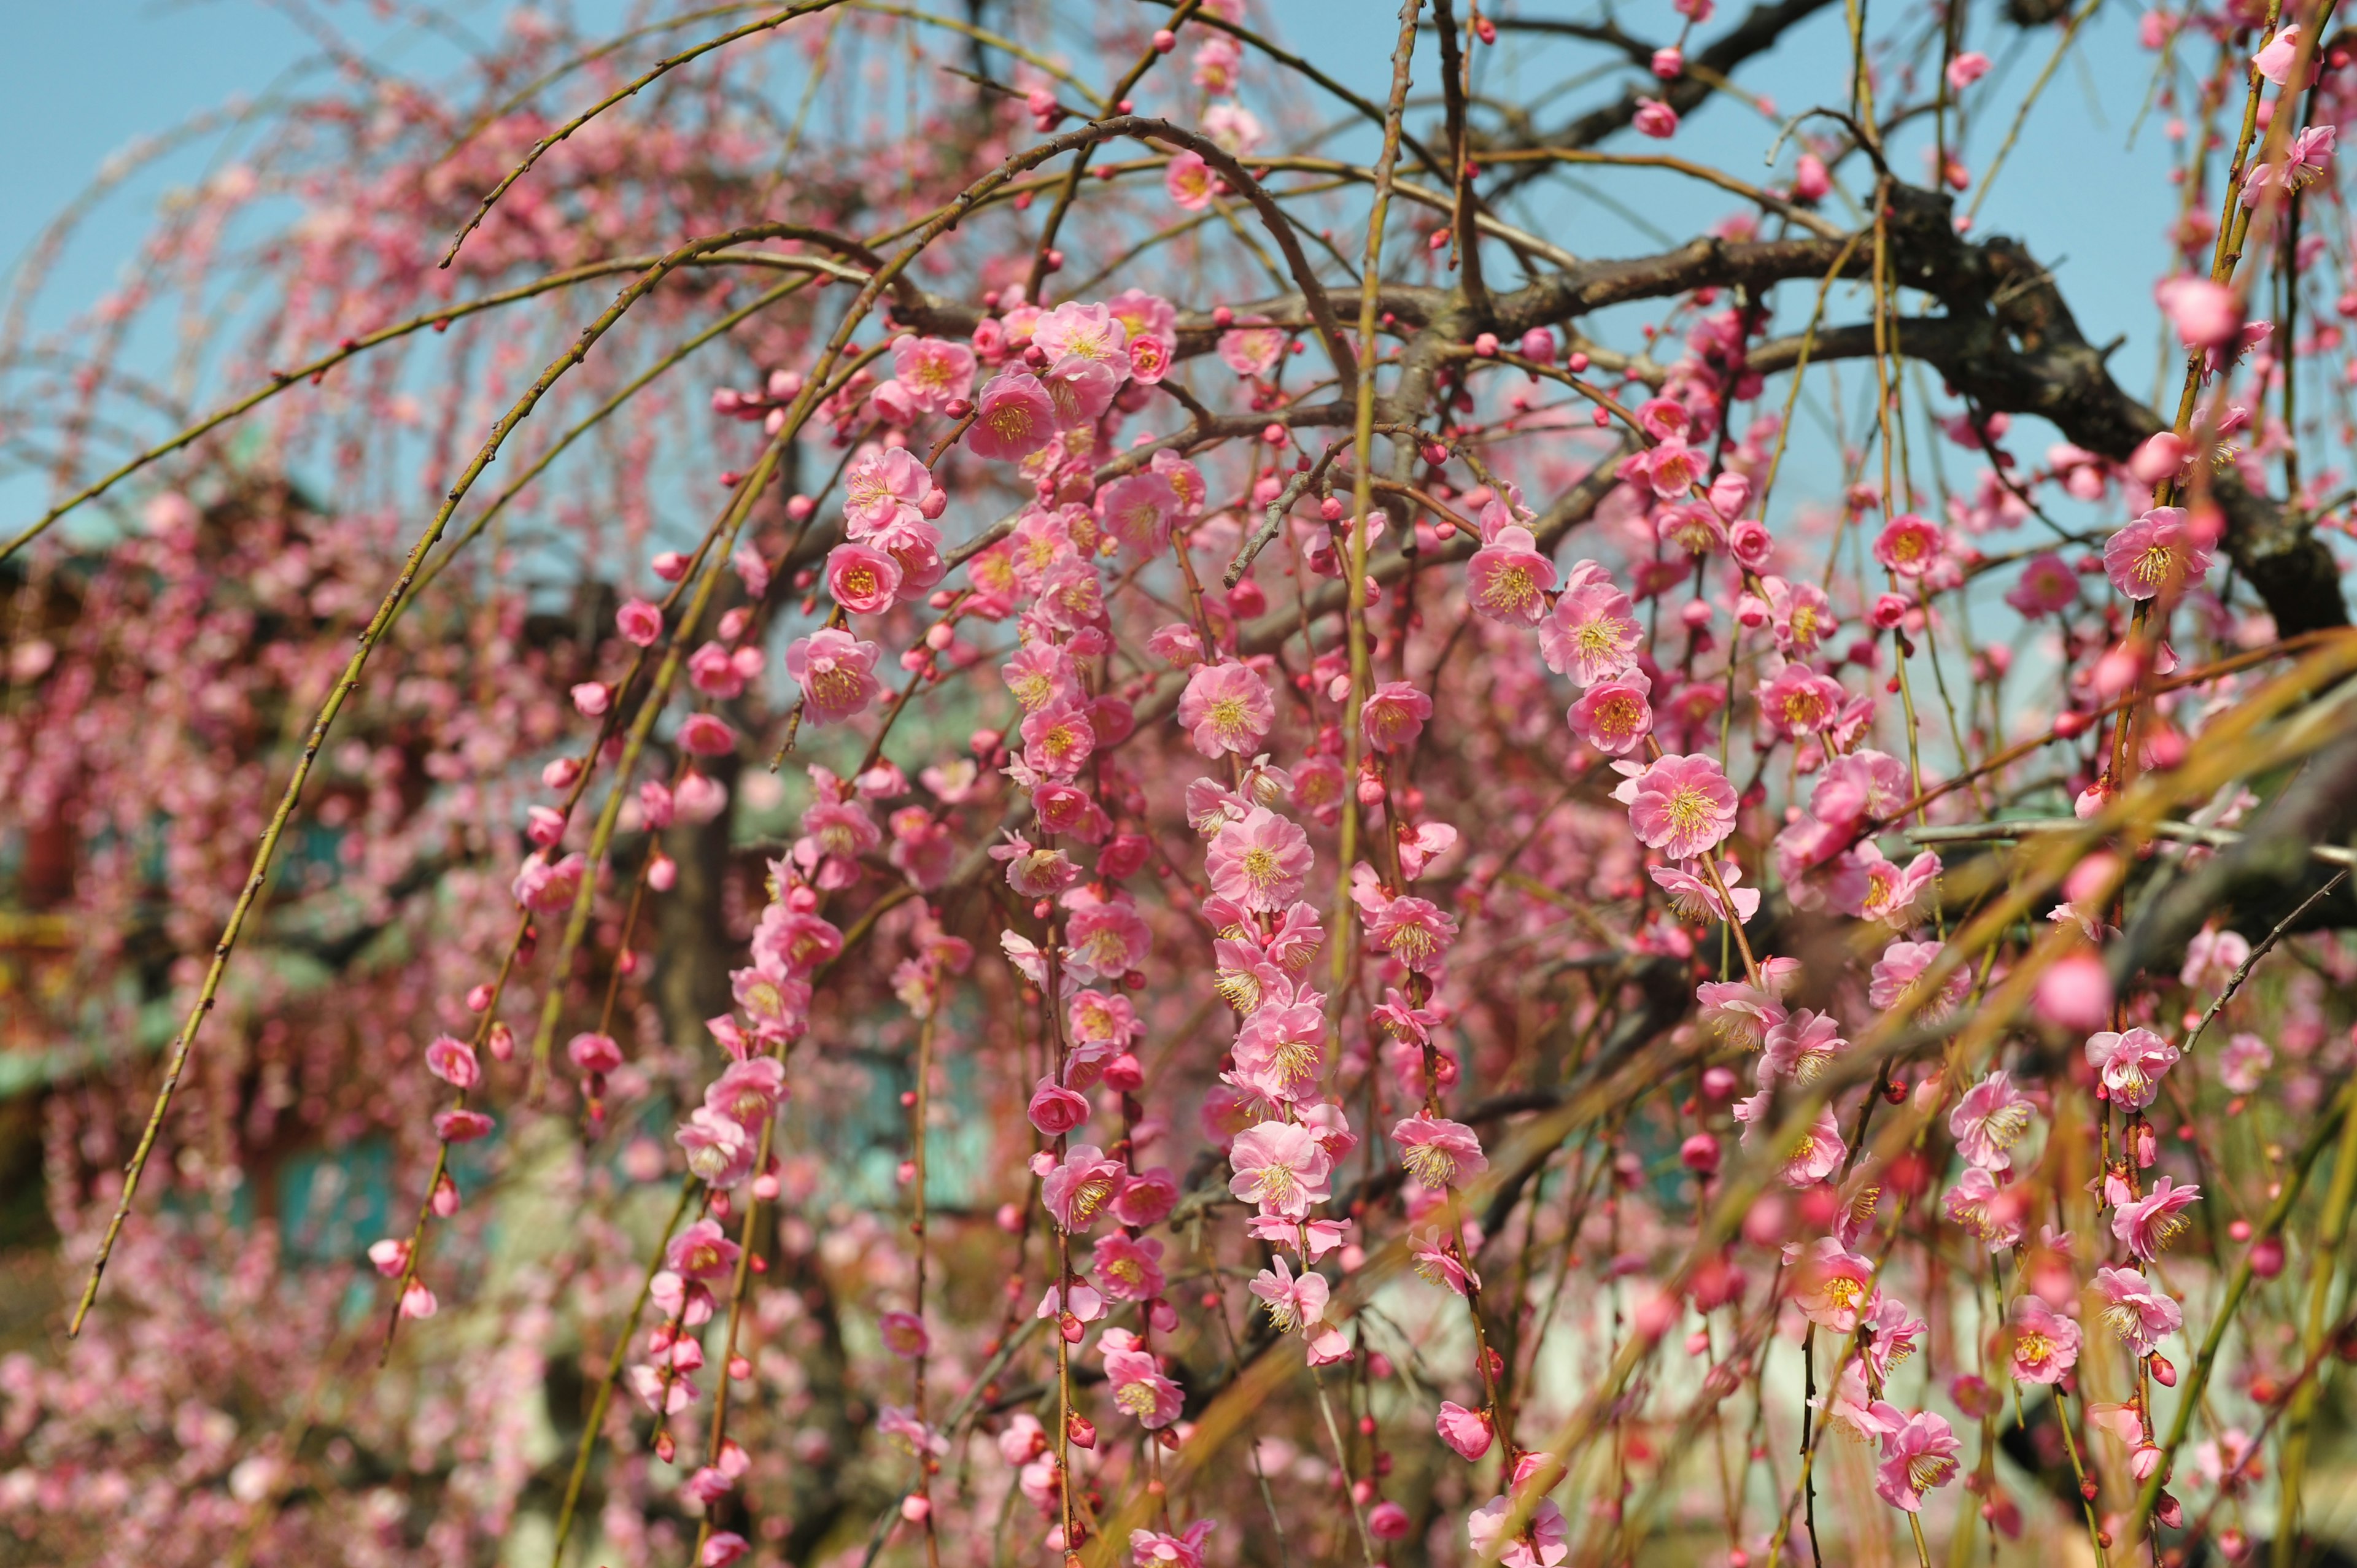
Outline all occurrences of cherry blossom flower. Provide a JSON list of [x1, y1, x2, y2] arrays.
[[2113, 1176, 2202, 1261], [1541, 578, 1644, 683], [2103, 506, 2215, 600], [1466, 524, 1558, 622], [1650, 857, 1759, 923], [1943, 1167, 2024, 1251], [967, 371, 1057, 460], [785, 628, 885, 724], [1468, 1494, 1570, 1568], [1228, 1122, 1334, 1219], [1436, 1400, 1493, 1459], [1091, 1234, 1167, 1302], [1949, 1071, 2035, 1172], [1178, 660, 1275, 757], [1104, 1341, 1183, 1428], [1131, 1520, 1217, 1568], [1734, 1093, 1846, 1184], [1392, 1114, 1487, 1188], [1872, 512, 1945, 576], [1792, 1238, 1876, 1332], [1249, 1256, 1330, 1332], [1567, 674, 1654, 756], [1874, 1410, 1960, 1512], [2084, 1027, 2180, 1109], [1207, 807, 1314, 913], [1613, 752, 1738, 860]]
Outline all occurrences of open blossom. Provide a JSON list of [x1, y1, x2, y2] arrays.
[[677, 1106, 756, 1186], [1949, 1070, 2035, 1172], [1131, 1521, 1217, 1568], [1092, 1234, 1167, 1301], [1792, 1238, 1876, 1332], [785, 628, 884, 724], [1650, 857, 1758, 923], [668, 1219, 741, 1281], [1466, 524, 1557, 622], [967, 371, 1056, 460], [1249, 1256, 1329, 1332], [1178, 660, 1274, 757], [2113, 1175, 2201, 1261], [2094, 1265, 2183, 1354], [843, 447, 934, 536], [1759, 663, 1847, 738], [1868, 939, 1970, 1017], [1367, 895, 1458, 972], [1760, 1008, 1845, 1084], [2084, 1027, 2179, 1109], [1734, 1092, 1846, 1185], [1228, 1121, 1333, 1218], [1872, 512, 1945, 576], [1467, 1495, 1569, 1568], [1043, 1145, 1129, 1231], [1392, 1114, 1486, 1188], [2220, 1031, 2273, 1094], [1541, 577, 1643, 683], [1360, 680, 1433, 752], [1943, 1167, 2024, 1251], [1612, 752, 1737, 860], [2103, 506, 2214, 601], [1207, 806, 1313, 912], [1567, 674, 1654, 755], [1104, 1340, 1184, 1428], [2247, 123, 2336, 192], [890, 334, 976, 412], [1874, 1410, 1960, 1512], [2007, 1296, 2081, 1384]]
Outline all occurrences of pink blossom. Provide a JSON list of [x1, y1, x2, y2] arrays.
[[1466, 524, 1557, 622], [2007, 1296, 2081, 1385], [1104, 1343, 1183, 1427], [425, 1035, 479, 1089], [2246, 123, 2336, 193], [1467, 1494, 1569, 1568], [2084, 1027, 2179, 1109], [1633, 98, 1679, 139], [513, 850, 587, 913], [1227, 1121, 1333, 1218], [2103, 506, 2214, 601], [1043, 1145, 1129, 1230], [1207, 806, 1313, 913], [1111, 1167, 1180, 1228], [1872, 512, 1945, 577], [1217, 317, 1287, 377], [1830, 841, 1940, 927], [1164, 150, 1216, 210], [677, 1106, 757, 1186], [1760, 1008, 1846, 1084], [1020, 700, 1095, 778], [1027, 1078, 1091, 1135], [785, 628, 884, 724], [1733, 1092, 1846, 1184], [1945, 50, 1991, 88], [967, 371, 1056, 460], [1367, 895, 1457, 972], [1949, 1070, 2035, 1172], [678, 713, 735, 757], [434, 1108, 494, 1143], [668, 1219, 741, 1280], [1650, 857, 1759, 924], [2253, 22, 2307, 85], [1091, 1234, 1167, 1301], [1943, 1166, 2024, 1251], [1566, 674, 1654, 756], [1612, 752, 1738, 860], [1874, 1410, 1960, 1512], [2155, 277, 2241, 350], [616, 598, 663, 646], [2112, 1175, 2201, 1261], [1436, 1400, 1493, 1459], [1793, 1238, 1876, 1332], [2220, 1030, 2273, 1094], [1094, 471, 1179, 556], [891, 335, 977, 412], [1249, 1256, 1330, 1332], [1131, 1521, 1217, 1568], [824, 542, 903, 614], [1868, 938, 1970, 1017], [844, 448, 934, 536], [1391, 1113, 1486, 1188], [1541, 577, 1643, 683], [2093, 1265, 2183, 1354], [567, 1031, 622, 1075], [1178, 660, 1274, 757], [1360, 680, 1433, 752]]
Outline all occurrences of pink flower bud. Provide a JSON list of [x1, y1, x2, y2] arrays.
[[1679, 1132, 1722, 1173], [651, 551, 690, 582], [2035, 952, 2113, 1031], [1652, 46, 1683, 77]]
